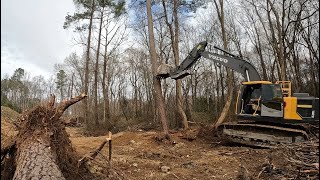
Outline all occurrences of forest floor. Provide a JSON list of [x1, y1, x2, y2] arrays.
[[2, 106, 318, 180]]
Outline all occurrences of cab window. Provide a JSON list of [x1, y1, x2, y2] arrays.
[[262, 84, 283, 101]]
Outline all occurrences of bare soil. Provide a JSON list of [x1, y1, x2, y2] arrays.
[[1, 106, 19, 152], [67, 127, 314, 180], [1, 105, 318, 180]]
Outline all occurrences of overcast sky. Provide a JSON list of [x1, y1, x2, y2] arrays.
[[1, 0, 209, 80], [1, 0, 79, 79]]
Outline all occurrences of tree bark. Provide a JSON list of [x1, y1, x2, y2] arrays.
[[162, 0, 188, 129], [267, 0, 286, 81], [214, 64, 220, 115], [253, 23, 268, 81], [173, 0, 188, 129], [146, 0, 170, 138], [94, 9, 104, 126], [102, 25, 111, 125], [212, 0, 234, 129], [13, 139, 65, 180], [83, 0, 95, 126], [10, 93, 90, 180]]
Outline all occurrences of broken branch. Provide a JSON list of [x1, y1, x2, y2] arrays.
[[78, 132, 112, 167], [286, 157, 318, 167], [51, 93, 87, 121]]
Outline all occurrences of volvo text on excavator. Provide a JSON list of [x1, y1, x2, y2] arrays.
[[156, 41, 319, 148]]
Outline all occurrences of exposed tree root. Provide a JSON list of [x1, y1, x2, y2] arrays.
[[1, 93, 102, 180]]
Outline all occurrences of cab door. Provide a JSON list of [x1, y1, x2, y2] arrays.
[[260, 84, 284, 118]]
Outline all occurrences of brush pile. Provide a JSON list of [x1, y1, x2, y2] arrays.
[[258, 140, 319, 179]]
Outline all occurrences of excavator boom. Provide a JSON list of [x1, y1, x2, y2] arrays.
[[157, 41, 260, 82]]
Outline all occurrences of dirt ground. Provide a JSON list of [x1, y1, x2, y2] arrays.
[[67, 127, 298, 180], [1, 105, 318, 180], [1, 106, 19, 151]]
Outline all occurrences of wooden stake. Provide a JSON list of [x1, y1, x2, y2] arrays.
[[108, 131, 112, 168], [78, 131, 113, 167]]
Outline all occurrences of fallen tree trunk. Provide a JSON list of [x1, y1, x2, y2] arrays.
[[2, 93, 95, 180], [13, 139, 65, 179]]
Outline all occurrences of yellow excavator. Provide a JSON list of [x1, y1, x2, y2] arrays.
[[157, 41, 319, 147]]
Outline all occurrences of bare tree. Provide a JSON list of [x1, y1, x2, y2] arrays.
[[212, 0, 234, 129], [146, 0, 170, 138], [161, 0, 188, 129], [93, 6, 104, 126], [83, 0, 95, 126]]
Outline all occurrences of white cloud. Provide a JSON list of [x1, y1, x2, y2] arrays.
[[1, 43, 52, 78], [1, 0, 78, 79]]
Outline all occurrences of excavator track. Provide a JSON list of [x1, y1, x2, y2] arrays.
[[217, 121, 312, 148]]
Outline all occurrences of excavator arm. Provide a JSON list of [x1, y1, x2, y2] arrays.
[[157, 41, 261, 82]]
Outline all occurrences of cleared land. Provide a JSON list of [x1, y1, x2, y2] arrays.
[[1, 106, 318, 180]]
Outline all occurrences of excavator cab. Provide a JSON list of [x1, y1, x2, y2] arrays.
[[237, 81, 284, 118]]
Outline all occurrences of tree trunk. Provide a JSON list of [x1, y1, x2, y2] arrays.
[[94, 9, 104, 126], [214, 64, 220, 117], [191, 72, 198, 106], [102, 26, 111, 126], [7, 94, 93, 180], [212, 0, 234, 129], [267, 0, 286, 81], [173, 0, 188, 129], [218, 66, 225, 105], [161, 0, 188, 129], [146, 0, 170, 138], [70, 73, 74, 115], [254, 26, 268, 80], [13, 139, 65, 180], [184, 78, 193, 121], [83, 0, 95, 126]]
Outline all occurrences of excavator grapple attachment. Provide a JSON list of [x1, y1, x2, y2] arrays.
[[156, 41, 207, 80], [170, 69, 192, 80], [156, 64, 174, 79]]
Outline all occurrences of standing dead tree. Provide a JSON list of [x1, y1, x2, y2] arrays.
[[1, 93, 96, 180]]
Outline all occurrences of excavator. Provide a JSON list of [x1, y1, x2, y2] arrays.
[[156, 41, 319, 148]]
